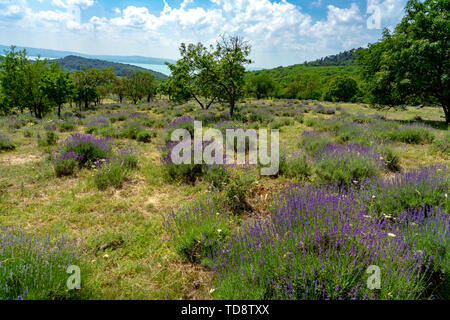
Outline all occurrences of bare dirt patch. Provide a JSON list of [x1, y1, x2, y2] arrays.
[[0, 154, 43, 166]]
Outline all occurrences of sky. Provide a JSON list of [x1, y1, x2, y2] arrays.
[[0, 0, 408, 68]]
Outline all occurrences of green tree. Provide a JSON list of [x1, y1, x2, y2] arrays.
[[141, 72, 155, 102], [22, 57, 50, 118], [358, 0, 450, 123], [211, 35, 252, 116], [166, 43, 218, 109], [172, 35, 252, 116], [0, 46, 28, 114], [96, 68, 116, 105], [323, 76, 358, 102], [72, 67, 99, 109], [42, 64, 74, 118], [125, 71, 153, 104], [72, 67, 115, 109], [113, 77, 128, 103], [246, 73, 275, 99]]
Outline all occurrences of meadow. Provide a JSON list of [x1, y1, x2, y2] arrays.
[[0, 99, 448, 300]]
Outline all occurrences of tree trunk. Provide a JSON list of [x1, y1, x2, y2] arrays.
[[205, 97, 216, 110], [444, 105, 450, 126], [192, 95, 205, 109], [229, 95, 235, 117]]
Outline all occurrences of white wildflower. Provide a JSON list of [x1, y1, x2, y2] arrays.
[[387, 233, 396, 238]]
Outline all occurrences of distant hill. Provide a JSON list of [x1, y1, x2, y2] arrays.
[[0, 44, 176, 67], [50, 56, 168, 81], [303, 49, 359, 67], [247, 49, 359, 87]]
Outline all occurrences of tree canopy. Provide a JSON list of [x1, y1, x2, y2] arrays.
[[357, 0, 450, 123], [165, 35, 252, 116]]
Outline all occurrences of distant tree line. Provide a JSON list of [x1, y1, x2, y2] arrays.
[[0, 47, 156, 118]]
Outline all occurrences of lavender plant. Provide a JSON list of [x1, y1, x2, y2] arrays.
[[163, 198, 231, 264], [52, 152, 83, 177], [209, 184, 440, 300], [61, 134, 112, 166], [313, 143, 384, 186], [0, 134, 16, 151], [0, 227, 81, 300], [93, 148, 138, 190], [365, 165, 449, 216]]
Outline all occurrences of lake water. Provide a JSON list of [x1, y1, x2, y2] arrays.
[[124, 62, 171, 76], [28, 56, 171, 76]]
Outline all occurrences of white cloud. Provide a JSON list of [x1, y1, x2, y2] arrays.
[[0, 0, 408, 68]]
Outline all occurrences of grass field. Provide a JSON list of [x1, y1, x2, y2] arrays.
[[0, 99, 448, 300]]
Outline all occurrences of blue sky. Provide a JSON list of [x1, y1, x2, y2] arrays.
[[0, 0, 408, 68]]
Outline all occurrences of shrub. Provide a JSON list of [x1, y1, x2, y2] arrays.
[[114, 148, 139, 169], [86, 119, 110, 134], [61, 134, 112, 166], [314, 144, 384, 186], [93, 159, 130, 190], [38, 130, 58, 147], [160, 140, 219, 184], [6, 119, 24, 131], [382, 125, 435, 144], [380, 146, 401, 172], [58, 122, 76, 132], [97, 125, 119, 138], [295, 115, 304, 124], [399, 206, 450, 278], [281, 152, 311, 181], [432, 133, 450, 155], [109, 113, 128, 123], [23, 129, 33, 138], [93, 148, 138, 190], [0, 227, 80, 300], [52, 152, 83, 177], [164, 199, 231, 265], [314, 105, 336, 114], [299, 130, 332, 155], [270, 118, 293, 130], [120, 122, 145, 140], [367, 165, 449, 216], [204, 165, 231, 191], [0, 134, 16, 151], [136, 130, 153, 143], [225, 170, 256, 214]]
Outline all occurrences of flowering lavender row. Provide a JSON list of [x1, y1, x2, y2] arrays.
[[209, 184, 443, 300], [51, 151, 84, 164], [0, 227, 79, 300], [361, 164, 449, 215], [62, 134, 112, 153], [315, 143, 384, 165], [166, 115, 195, 129]]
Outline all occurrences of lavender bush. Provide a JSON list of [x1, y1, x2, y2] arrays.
[[52, 152, 83, 177], [61, 134, 112, 166], [0, 227, 80, 300], [93, 148, 138, 190], [313, 143, 384, 186], [0, 134, 16, 151], [365, 165, 449, 216], [209, 184, 441, 300], [163, 198, 231, 264]]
